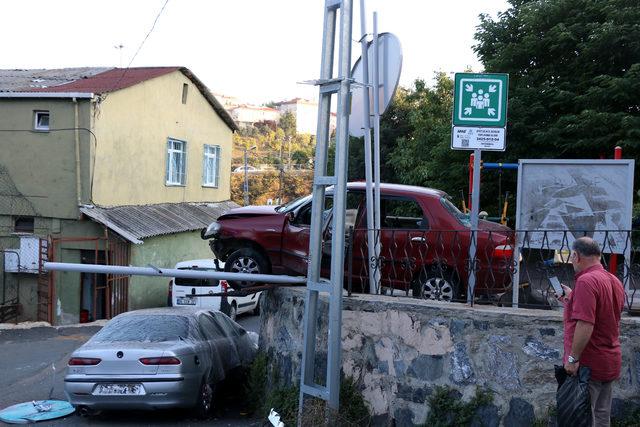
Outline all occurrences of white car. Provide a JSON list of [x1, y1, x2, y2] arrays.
[[168, 259, 262, 321], [233, 165, 259, 173]]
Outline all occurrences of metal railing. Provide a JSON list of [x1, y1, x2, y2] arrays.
[[345, 228, 639, 312]]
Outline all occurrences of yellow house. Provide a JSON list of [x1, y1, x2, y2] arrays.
[[0, 67, 238, 324]]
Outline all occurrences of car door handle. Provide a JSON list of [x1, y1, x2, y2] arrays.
[[411, 237, 426, 243]]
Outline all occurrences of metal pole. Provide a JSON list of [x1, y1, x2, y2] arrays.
[[44, 262, 307, 285], [359, 0, 377, 295], [372, 11, 382, 293], [467, 149, 481, 305], [326, 0, 353, 410], [243, 148, 249, 206], [610, 146, 622, 275]]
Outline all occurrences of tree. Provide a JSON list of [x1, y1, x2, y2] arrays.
[[474, 0, 640, 194]]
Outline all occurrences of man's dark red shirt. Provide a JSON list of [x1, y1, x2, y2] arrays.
[[563, 264, 625, 382]]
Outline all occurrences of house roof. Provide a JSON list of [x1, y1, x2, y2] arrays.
[[0, 67, 238, 131], [80, 201, 239, 244], [0, 67, 110, 92]]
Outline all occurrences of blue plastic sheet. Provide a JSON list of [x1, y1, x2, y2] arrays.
[[0, 400, 75, 424]]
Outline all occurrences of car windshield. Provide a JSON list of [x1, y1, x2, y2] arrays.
[[440, 196, 471, 227], [91, 315, 190, 343], [275, 194, 312, 213]]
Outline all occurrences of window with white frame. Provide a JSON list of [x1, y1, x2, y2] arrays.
[[202, 144, 221, 187], [166, 138, 186, 185], [34, 111, 50, 131]]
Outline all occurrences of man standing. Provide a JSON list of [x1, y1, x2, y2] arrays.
[[560, 237, 625, 426]]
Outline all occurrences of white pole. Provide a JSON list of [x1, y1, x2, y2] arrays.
[[372, 11, 382, 293], [468, 149, 481, 305], [359, 0, 377, 294]]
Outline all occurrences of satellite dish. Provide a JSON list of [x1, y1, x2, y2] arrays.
[[349, 32, 403, 137]]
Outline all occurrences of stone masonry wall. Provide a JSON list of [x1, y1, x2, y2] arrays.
[[259, 287, 640, 426]]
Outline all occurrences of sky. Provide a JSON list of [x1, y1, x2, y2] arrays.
[[1, 0, 510, 105]]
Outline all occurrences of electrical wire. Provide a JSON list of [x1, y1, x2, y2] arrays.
[[108, 0, 171, 93]]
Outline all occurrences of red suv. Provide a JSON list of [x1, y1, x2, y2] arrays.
[[201, 183, 514, 301]]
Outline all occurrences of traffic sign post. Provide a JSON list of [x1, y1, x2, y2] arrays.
[[451, 72, 508, 306]]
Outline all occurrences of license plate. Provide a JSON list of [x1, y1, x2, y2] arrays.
[[177, 297, 196, 305], [94, 383, 145, 396]]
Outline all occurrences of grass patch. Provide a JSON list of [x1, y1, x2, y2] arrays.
[[424, 386, 493, 427], [244, 352, 371, 426]]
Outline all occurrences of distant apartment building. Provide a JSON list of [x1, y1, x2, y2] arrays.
[[275, 98, 337, 135], [229, 105, 280, 128]]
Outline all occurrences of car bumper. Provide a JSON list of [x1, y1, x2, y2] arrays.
[[64, 374, 201, 410]]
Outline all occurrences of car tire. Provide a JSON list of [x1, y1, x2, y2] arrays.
[[224, 248, 269, 289], [229, 302, 238, 322], [194, 379, 214, 420], [412, 267, 460, 302], [252, 293, 262, 315]]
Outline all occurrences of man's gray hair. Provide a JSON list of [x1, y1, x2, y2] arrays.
[[572, 237, 601, 257]]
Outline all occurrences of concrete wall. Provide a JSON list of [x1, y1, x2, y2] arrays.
[[260, 287, 640, 426], [91, 70, 233, 206], [128, 230, 214, 310], [0, 98, 92, 219]]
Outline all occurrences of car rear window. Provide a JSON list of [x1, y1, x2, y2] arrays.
[[175, 267, 219, 287], [91, 315, 190, 343]]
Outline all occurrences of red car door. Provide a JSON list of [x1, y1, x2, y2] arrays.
[[280, 201, 314, 275]]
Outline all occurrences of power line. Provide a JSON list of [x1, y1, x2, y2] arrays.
[[108, 0, 170, 93]]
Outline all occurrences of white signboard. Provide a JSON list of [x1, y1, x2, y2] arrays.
[[451, 126, 505, 151], [515, 159, 635, 253]]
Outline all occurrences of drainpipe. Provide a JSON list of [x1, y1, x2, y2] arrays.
[[73, 98, 82, 210]]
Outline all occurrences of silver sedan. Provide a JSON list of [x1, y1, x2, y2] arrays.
[[64, 307, 257, 418]]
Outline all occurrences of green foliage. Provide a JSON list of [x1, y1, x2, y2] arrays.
[[474, 0, 640, 201], [424, 386, 494, 427], [244, 353, 371, 426]]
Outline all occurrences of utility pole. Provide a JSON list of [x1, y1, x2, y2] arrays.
[[242, 145, 256, 206]]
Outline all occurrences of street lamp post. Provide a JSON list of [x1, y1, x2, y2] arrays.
[[243, 145, 257, 206]]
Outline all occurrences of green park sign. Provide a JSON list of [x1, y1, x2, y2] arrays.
[[453, 73, 509, 128]]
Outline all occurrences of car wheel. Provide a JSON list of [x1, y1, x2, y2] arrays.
[[229, 302, 238, 321], [413, 268, 459, 302], [194, 380, 213, 419], [252, 293, 262, 315], [224, 248, 268, 289]]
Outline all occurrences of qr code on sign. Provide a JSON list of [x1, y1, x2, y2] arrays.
[[461, 138, 469, 147]]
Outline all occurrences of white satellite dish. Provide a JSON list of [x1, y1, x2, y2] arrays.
[[349, 32, 403, 137]]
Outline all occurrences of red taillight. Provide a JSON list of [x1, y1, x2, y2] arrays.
[[68, 357, 101, 366], [139, 357, 181, 365], [220, 280, 229, 292], [493, 244, 514, 259]]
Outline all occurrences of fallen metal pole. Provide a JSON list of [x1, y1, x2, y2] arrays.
[[44, 262, 307, 285]]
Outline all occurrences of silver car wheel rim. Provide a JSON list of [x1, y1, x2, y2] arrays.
[[201, 383, 212, 412], [422, 277, 453, 301], [231, 257, 260, 274]]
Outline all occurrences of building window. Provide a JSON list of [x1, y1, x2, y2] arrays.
[[34, 111, 50, 131], [181, 83, 189, 104], [14, 217, 34, 233], [166, 138, 186, 185], [202, 145, 221, 187]]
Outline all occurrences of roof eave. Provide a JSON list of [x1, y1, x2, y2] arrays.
[[0, 92, 94, 99], [179, 68, 239, 132]]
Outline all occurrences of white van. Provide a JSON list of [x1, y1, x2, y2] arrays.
[[168, 259, 262, 321]]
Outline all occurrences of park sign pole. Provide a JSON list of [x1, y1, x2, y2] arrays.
[[451, 72, 509, 306]]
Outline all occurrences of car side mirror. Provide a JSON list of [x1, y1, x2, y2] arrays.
[[287, 211, 295, 222]]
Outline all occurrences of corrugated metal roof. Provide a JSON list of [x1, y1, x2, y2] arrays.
[[80, 201, 239, 244], [0, 68, 110, 92]]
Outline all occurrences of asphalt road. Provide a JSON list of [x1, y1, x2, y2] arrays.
[[0, 314, 262, 426]]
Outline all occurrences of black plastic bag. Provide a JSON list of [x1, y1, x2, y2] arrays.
[[555, 365, 592, 427]]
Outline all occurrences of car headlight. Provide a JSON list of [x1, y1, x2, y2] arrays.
[[201, 221, 221, 239]]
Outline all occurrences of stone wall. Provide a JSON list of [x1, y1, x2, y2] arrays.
[[259, 287, 640, 426]]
